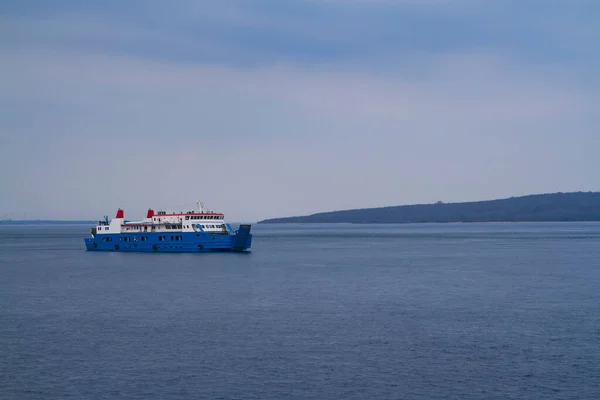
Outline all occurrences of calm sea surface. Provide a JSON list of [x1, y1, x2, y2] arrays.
[[1, 223, 599, 399]]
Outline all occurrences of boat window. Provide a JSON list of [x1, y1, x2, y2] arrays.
[[185, 216, 189, 220]]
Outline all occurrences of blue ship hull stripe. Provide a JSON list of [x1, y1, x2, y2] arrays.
[[84, 226, 252, 253]]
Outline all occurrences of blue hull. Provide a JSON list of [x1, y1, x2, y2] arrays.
[[84, 225, 252, 253]]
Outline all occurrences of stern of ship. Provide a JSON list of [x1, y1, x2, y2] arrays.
[[232, 224, 252, 251]]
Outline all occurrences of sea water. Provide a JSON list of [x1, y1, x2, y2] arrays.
[[1, 223, 599, 399]]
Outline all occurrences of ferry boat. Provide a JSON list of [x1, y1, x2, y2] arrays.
[[84, 201, 252, 253]]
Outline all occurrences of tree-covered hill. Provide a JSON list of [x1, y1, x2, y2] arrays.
[[258, 192, 600, 224]]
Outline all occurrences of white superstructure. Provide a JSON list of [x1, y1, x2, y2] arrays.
[[94, 201, 232, 235]]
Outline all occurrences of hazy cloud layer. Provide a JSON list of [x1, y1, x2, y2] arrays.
[[1, 1, 598, 221]]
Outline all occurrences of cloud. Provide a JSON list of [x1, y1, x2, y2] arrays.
[[2, 44, 597, 220], [4, 0, 599, 70], [1, 1, 599, 220], [3, 47, 593, 126]]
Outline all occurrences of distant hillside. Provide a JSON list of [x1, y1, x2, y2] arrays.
[[258, 192, 600, 224]]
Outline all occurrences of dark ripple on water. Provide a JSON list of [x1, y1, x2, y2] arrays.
[[1, 223, 600, 399]]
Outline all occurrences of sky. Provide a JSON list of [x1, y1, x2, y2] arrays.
[[1, 0, 599, 222]]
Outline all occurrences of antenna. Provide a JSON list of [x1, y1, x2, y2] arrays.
[[197, 200, 204, 213]]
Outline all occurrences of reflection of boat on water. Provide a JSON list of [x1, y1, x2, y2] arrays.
[[84, 201, 252, 253]]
